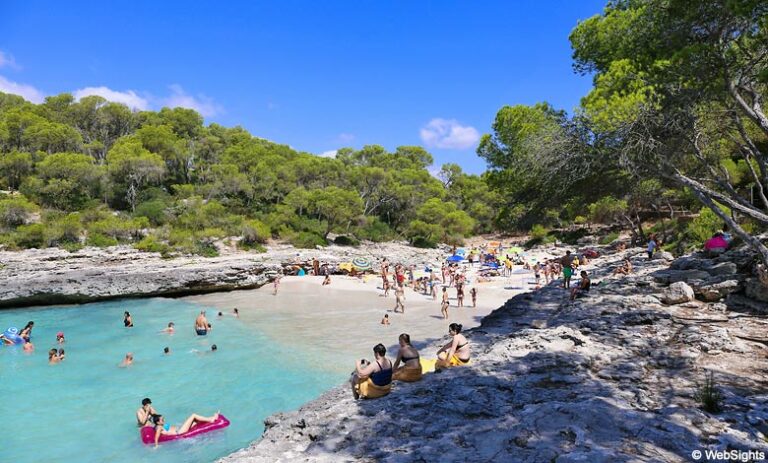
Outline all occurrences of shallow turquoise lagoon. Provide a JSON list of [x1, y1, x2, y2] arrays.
[[0, 298, 341, 463]]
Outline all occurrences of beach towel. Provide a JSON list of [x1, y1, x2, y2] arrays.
[[393, 367, 423, 382], [355, 377, 392, 399]]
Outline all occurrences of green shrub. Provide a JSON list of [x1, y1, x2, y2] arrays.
[[688, 207, 726, 243], [289, 231, 326, 249], [88, 215, 148, 242], [411, 236, 437, 248], [0, 196, 38, 228], [240, 219, 271, 246], [13, 223, 45, 248], [45, 213, 83, 248], [530, 224, 549, 241], [695, 371, 722, 413], [86, 233, 118, 247], [135, 235, 171, 254], [599, 232, 620, 245], [355, 217, 395, 242], [334, 235, 360, 246], [134, 199, 169, 225]]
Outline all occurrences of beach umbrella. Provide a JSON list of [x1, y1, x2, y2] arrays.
[[446, 255, 463, 262], [455, 248, 466, 257], [503, 247, 524, 255], [482, 262, 499, 269], [488, 241, 501, 248], [352, 257, 373, 270]]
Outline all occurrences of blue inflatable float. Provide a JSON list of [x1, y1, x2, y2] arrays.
[[2, 327, 25, 345]]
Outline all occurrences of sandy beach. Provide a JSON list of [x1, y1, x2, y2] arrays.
[[184, 252, 552, 376]]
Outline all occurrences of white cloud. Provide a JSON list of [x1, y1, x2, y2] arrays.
[[419, 118, 480, 150], [0, 75, 45, 103], [319, 150, 338, 158], [162, 84, 222, 117], [73, 86, 149, 110], [0, 51, 19, 70], [337, 133, 355, 144]]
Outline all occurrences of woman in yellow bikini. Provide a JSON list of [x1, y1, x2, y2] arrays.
[[436, 323, 470, 369]]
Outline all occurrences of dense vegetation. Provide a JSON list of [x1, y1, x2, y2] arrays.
[[1, 0, 765, 262], [0, 93, 497, 255], [477, 0, 768, 265]]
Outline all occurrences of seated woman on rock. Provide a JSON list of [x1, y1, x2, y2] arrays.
[[350, 343, 393, 399], [150, 412, 219, 447], [392, 333, 422, 382], [436, 323, 470, 369]]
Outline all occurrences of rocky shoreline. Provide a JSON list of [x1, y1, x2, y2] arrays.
[[220, 247, 768, 462], [0, 242, 446, 308]]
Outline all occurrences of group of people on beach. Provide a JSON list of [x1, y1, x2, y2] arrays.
[[351, 323, 471, 399]]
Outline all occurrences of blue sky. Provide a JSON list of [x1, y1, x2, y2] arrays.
[[0, 1, 604, 174]]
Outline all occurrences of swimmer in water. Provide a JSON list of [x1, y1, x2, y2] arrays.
[[233, 308, 239, 317], [119, 352, 133, 367], [48, 348, 60, 364], [218, 311, 223, 317], [56, 331, 65, 343], [23, 339, 34, 352], [58, 348, 65, 360], [163, 347, 170, 355], [124, 311, 134, 328], [161, 322, 175, 334]]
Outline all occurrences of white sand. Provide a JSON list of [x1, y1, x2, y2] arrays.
[[184, 255, 552, 376]]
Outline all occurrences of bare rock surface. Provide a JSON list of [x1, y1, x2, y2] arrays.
[[221, 248, 768, 463]]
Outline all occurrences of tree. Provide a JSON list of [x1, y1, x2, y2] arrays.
[[0, 151, 32, 190], [106, 138, 165, 211], [408, 198, 475, 245], [571, 0, 768, 266]]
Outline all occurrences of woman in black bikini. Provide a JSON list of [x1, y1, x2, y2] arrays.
[[436, 323, 470, 369], [392, 333, 422, 382], [124, 311, 133, 328], [350, 343, 393, 399]]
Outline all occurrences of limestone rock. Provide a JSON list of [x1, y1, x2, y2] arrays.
[[745, 278, 768, 303], [652, 269, 711, 285], [661, 281, 695, 304], [696, 280, 741, 302]]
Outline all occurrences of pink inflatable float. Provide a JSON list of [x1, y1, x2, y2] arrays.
[[140, 414, 230, 444]]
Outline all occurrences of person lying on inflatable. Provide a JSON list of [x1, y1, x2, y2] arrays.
[[436, 323, 470, 370], [350, 343, 393, 399], [149, 412, 220, 447]]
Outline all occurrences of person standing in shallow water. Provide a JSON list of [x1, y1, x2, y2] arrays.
[[470, 287, 477, 308], [124, 312, 133, 328], [194, 311, 208, 335]]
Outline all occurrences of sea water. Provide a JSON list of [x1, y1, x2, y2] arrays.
[[0, 298, 341, 463]]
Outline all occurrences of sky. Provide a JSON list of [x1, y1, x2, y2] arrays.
[[0, 1, 605, 174]]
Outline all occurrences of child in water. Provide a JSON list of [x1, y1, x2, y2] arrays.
[[381, 314, 390, 325]]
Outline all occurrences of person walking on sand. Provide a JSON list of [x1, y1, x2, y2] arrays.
[[456, 283, 464, 307], [441, 287, 450, 319], [322, 274, 331, 286], [394, 284, 405, 313], [470, 287, 477, 308], [382, 279, 390, 297], [273, 275, 281, 295]]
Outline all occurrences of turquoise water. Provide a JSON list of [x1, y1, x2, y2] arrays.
[[0, 298, 341, 463]]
